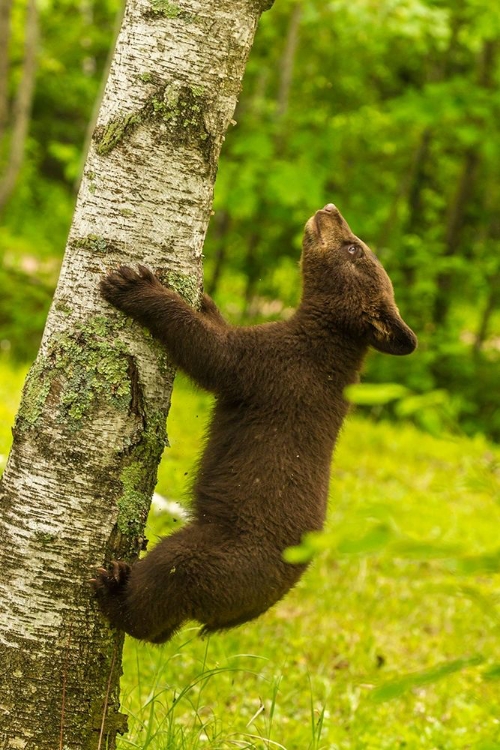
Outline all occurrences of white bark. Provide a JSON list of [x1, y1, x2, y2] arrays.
[[0, 0, 273, 747]]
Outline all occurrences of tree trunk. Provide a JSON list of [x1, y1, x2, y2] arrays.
[[0, 0, 13, 142], [276, 1, 301, 120], [376, 127, 433, 287], [0, 0, 39, 212], [433, 39, 497, 327], [0, 0, 274, 747], [242, 229, 261, 315], [474, 211, 500, 355], [74, 1, 125, 193], [432, 146, 480, 326], [474, 274, 500, 355], [205, 209, 230, 296]]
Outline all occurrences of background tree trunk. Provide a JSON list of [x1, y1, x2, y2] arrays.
[[276, 1, 301, 121], [0, 0, 13, 142], [205, 209, 230, 296], [74, 1, 125, 193], [0, 0, 273, 747], [433, 39, 497, 327], [0, 0, 39, 212]]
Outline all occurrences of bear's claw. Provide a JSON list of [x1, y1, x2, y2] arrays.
[[90, 560, 131, 594]]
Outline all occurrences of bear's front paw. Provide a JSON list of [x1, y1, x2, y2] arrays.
[[100, 265, 161, 312]]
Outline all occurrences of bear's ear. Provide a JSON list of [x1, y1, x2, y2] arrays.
[[366, 305, 417, 356]]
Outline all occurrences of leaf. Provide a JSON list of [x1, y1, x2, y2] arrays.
[[449, 550, 500, 575], [482, 664, 500, 681], [282, 531, 324, 564], [391, 538, 462, 559], [282, 543, 314, 564], [370, 656, 484, 703], [344, 383, 410, 406], [338, 523, 394, 555]]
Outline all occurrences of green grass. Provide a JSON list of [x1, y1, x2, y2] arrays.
[[1, 361, 500, 749]]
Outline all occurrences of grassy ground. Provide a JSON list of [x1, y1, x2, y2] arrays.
[[1, 360, 500, 749]]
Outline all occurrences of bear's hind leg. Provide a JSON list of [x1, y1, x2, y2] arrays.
[[91, 522, 287, 643], [91, 560, 131, 626], [91, 559, 185, 642]]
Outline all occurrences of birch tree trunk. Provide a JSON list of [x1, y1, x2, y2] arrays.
[[0, 0, 274, 747]]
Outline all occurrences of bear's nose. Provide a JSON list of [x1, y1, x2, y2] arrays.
[[323, 203, 337, 212]]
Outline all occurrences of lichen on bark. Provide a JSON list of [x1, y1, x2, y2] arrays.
[[161, 269, 200, 305], [93, 81, 216, 165], [94, 113, 142, 156], [16, 315, 133, 433], [150, 0, 181, 17], [73, 234, 110, 253]]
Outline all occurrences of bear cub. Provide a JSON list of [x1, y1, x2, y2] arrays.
[[92, 204, 417, 644]]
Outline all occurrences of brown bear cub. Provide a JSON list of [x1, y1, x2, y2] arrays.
[[93, 204, 416, 644]]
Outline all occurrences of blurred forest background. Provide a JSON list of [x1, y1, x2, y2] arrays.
[[0, 0, 499, 439], [1, 3, 500, 744]]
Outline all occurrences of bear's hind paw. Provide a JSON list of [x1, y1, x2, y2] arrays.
[[90, 560, 131, 595]]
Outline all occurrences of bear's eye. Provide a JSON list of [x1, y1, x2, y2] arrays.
[[346, 244, 362, 258]]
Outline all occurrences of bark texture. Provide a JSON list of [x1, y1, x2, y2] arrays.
[[0, 0, 273, 747]]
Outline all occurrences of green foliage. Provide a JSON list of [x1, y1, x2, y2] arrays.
[[1, 0, 499, 444], [0, 259, 54, 360]]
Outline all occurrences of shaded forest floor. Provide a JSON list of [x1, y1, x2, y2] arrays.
[[1, 361, 499, 749]]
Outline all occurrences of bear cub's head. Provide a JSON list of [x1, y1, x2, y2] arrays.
[[301, 203, 417, 356]]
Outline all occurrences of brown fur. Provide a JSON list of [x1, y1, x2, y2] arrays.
[[92, 204, 416, 643]]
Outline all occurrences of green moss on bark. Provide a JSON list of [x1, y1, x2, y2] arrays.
[[58, 317, 131, 425], [71, 236, 128, 258], [118, 463, 148, 538], [117, 409, 167, 544], [55, 301, 72, 315]]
